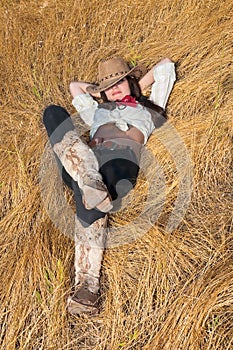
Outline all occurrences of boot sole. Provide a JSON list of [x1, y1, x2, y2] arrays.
[[67, 297, 99, 316]]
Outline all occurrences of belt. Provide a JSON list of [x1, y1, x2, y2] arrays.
[[89, 137, 132, 151], [90, 138, 138, 168]]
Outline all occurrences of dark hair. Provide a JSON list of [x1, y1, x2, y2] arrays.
[[100, 75, 167, 127]]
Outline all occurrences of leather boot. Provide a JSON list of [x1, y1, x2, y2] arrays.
[[67, 215, 108, 316], [53, 130, 112, 212]]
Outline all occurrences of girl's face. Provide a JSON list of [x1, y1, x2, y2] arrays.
[[104, 78, 131, 101]]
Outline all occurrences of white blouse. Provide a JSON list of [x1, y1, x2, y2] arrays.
[[72, 62, 176, 144]]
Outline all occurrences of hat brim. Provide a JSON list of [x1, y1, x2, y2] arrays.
[[86, 65, 146, 94]]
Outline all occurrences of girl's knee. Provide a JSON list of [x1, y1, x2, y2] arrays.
[[43, 104, 70, 127], [43, 104, 61, 123]]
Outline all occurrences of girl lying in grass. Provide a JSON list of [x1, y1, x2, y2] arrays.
[[43, 55, 176, 316]]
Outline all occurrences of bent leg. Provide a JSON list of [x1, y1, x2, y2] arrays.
[[43, 105, 112, 212]]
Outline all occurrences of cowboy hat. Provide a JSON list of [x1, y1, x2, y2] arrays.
[[86, 56, 146, 94]]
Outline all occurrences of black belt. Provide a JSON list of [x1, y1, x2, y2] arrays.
[[89, 139, 138, 168], [89, 138, 132, 151]]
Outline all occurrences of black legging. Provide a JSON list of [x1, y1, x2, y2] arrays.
[[43, 105, 139, 227]]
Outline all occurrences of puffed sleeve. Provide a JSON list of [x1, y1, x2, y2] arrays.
[[72, 93, 98, 126], [149, 62, 176, 109]]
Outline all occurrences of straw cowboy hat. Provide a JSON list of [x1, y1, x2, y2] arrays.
[[86, 56, 146, 94]]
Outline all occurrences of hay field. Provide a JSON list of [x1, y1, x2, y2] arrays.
[[0, 0, 232, 349]]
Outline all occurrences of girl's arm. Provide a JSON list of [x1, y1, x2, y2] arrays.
[[70, 82, 99, 126], [69, 81, 100, 98], [139, 58, 172, 91]]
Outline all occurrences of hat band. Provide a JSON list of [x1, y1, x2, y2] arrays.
[[99, 70, 129, 83]]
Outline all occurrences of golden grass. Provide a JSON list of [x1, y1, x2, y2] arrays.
[[0, 0, 232, 349]]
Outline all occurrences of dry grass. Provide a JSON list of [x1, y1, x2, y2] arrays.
[[0, 0, 232, 349]]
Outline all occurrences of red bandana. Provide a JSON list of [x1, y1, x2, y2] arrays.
[[117, 95, 137, 107]]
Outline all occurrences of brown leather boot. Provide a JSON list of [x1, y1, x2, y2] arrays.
[[53, 130, 112, 212], [67, 216, 108, 316]]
